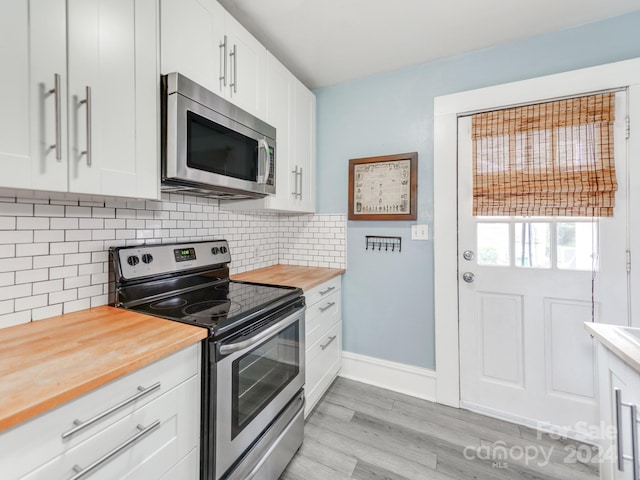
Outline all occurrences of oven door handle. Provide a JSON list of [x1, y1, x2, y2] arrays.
[[219, 310, 301, 355]]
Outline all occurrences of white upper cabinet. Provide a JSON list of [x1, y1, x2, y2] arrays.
[[160, 0, 266, 118], [68, 0, 159, 199], [0, 0, 160, 200], [222, 53, 316, 213], [292, 77, 316, 213], [0, 0, 67, 192], [223, 14, 266, 118], [160, 0, 224, 95]]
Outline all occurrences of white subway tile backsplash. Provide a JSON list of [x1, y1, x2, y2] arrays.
[[0, 217, 16, 230], [16, 242, 49, 257], [0, 311, 31, 328], [0, 299, 13, 315], [0, 194, 345, 326], [15, 268, 48, 284], [32, 304, 63, 321], [0, 203, 33, 216], [0, 272, 14, 287], [33, 279, 63, 295], [0, 284, 32, 301], [0, 230, 34, 244], [50, 265, 78, 280], [15, 294, 48, 311], [34, 204, 65, 217], [0, 257, 33, 272]]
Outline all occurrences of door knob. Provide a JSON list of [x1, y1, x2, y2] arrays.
[[462, 272, 475, 283], [463, 250, 475, 261]]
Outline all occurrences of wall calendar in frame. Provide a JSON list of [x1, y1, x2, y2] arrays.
[[348, 152, 417, 221]]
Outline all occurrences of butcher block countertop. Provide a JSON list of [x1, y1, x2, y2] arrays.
[[0, 306, 207, 432], [232, 264, 345, 291], [586, 322, 640, 374]]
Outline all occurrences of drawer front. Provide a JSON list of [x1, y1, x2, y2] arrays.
[[2, 343, 200, 480], [20, 375, 199, 480], [306, 321, 341, 395], [305, 277, 341, 307], [306, 300, 339, 349]]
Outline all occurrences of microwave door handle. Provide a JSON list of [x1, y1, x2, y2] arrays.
[[258, 138, 270, 184]]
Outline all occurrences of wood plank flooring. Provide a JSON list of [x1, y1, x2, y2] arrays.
[[280, 377, 599, 480]]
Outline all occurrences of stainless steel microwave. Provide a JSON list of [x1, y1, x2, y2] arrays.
[[161, 73, 276, 199]]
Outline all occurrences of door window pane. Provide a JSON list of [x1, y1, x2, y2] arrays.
[[515, 223, 551, 268], [557, 222, 598, 271], [477, 223, 510, 266]]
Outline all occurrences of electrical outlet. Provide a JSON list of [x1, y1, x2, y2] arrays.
[[411, 224, 429, 240]]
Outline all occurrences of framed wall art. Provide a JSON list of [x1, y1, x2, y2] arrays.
[[348, 152, 417, 221]]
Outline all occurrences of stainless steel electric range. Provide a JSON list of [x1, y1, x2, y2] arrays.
[[109, 240, 305, 480]]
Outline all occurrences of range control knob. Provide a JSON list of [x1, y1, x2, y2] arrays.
[[220, 246, 228, 254], [211, 247, 220, 255], [127, 255, 140, 266], [141, 253, 153, 264]]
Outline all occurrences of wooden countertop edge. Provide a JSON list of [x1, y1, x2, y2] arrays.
[[232, 264, 345, 291], [0, 307, 208, 432], [585, 322, 640, 374]]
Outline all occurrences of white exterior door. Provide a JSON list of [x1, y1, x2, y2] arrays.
[[457, 90, 629, 439]]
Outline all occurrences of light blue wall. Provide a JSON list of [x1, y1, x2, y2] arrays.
[[315, 11, 640, 369]]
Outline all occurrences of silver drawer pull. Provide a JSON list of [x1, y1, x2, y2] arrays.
[[319, 302, 336, 313], [320, 335, 337, 350], [62, 382, 161, 439], [319, 286, 335, 295], [69, 420, 160, 480]]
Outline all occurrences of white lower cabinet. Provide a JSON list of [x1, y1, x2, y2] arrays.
[[0, 343, 201, 480], [304, 276, 342, 417], [597, 343, 640, 479]]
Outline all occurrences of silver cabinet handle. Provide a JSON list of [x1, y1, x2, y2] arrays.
[[616, 388, 625, 471], [319, 286, 335, 295], [61, 382, 161, 439], [319, 302, 335, 313], [298, 167, 303, 199], [48, 73, 62, 160], [229, 44, 237, 94], [79, 86, 92, 166], [291, 166, 299, 197], [320, 335, 337, 350], [219, 35, 227, 86], [69, 420, 160, 480]]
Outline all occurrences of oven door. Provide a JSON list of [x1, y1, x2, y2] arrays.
[[215, 306, 305, 479]]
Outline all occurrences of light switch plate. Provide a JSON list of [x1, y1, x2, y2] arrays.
[[411, 224, 429, 240]]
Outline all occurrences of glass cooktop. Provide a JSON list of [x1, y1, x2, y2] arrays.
[[126, 280, 301, 336]]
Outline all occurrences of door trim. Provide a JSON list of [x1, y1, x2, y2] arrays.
[[433, 57, 640, 408]]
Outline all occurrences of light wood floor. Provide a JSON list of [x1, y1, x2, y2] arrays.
[[280, 377, 599, 480]]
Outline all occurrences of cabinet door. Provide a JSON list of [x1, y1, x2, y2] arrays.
[[263, 53, 294, 210], [67, 0, 158, 199], [292, 80, 316, 213], [224, 13, 266, 118], [0, 0, 67, 192], [160, 0, 225, 96]]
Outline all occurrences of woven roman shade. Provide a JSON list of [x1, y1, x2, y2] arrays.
[[472, 92, 617, 217]]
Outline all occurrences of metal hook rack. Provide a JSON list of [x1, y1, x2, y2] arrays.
[[365, 236, 402, 253]]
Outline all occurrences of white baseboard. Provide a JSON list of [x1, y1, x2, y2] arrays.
[[339, 351, 437, 402]]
